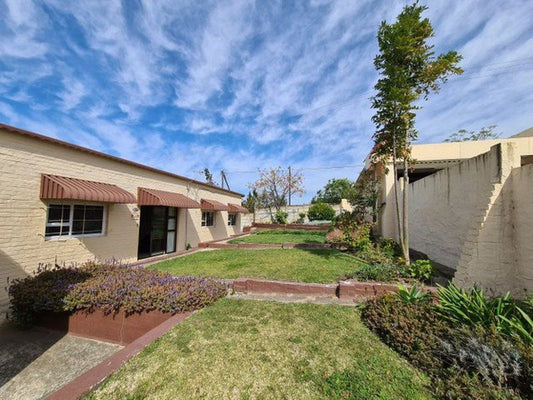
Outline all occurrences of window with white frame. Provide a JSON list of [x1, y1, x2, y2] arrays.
[[228, 213, 237, 226], [201, 211, 214, 227], [45, 204, 106, 238]]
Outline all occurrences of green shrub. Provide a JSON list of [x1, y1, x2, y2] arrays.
[[274, 210, 288, 224], [376, 238, 401, 259], [8, 262, 227, 327], [307, 202, 336, 221], [394, 284, 429, 304], [407, 259, 434, 282], [354, 263, 399, 282], [362, 294, 532, 399]]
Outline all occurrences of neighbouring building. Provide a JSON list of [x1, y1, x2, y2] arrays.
[[358, 127, 533, 295], [0, 123, 248, 312]]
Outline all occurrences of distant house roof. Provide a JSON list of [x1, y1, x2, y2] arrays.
[[0, 122, 243, 198], [510, 127, 533, 138]]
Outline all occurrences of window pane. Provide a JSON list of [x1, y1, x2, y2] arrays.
[[72, 220, 84, 235], [45, 226, 61, 237], [48, 205, 66, 223], [73, 205, 85, 220], [166, 231, 176, 253], [83, 220, 103, 234], [168, 218, 176, 230], [84, 205, 104, 220], [168, 207, 177, 217]]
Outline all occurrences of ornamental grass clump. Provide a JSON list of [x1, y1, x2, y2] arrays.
[[8, 262, 227, 326]]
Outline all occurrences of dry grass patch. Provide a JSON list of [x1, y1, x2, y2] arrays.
[[86, 299, 433, 400]]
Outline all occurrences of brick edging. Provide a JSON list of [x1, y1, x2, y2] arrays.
[[47, 311, 193, 400], [199, 242, 333, 249], [232, 278, 434, 300], [252, 223, 330, 231]]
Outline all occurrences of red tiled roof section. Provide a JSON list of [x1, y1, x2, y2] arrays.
[[40, 174, 137, 203], [201, 199, 229, 211], [228, 203, 249, 213], [137, 187, 200, 208], [0, 122, 243, 197]]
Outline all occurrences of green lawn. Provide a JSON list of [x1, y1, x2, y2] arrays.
[[151, 248, 360, 283], [228, 229, 327, 244], [86, 299, 433, 400]]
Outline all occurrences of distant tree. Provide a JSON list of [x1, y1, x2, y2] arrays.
[[248, 167, 304, 221], [349, 176, 380, 222], [444, 125, 500, 142], [312, 178, 357, 204], [203, 168, 215, 185], [371, 2, 463, 265]]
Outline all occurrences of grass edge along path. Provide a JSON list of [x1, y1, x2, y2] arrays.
[[151, 248, 362, 284], [86, 298, 433, 400]]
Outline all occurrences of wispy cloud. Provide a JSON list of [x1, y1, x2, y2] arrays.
[[0, 0, 532, 200]]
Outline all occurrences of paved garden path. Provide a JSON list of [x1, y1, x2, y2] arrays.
[[0, 321, 121, 400], [230, 292, 359, 306]]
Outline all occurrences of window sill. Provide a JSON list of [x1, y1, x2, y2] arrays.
[[45, 233, 106, 241]]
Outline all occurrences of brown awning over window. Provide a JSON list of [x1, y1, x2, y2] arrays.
[[201, 199, 229, 211], [228, 203, 249, 213], [40, 174, 136, 203], [138, 187, 200, 208]]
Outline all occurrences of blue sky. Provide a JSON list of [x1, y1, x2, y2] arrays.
[[1, 0, 532, 202]]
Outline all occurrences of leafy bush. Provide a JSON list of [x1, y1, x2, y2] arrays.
[[354, 263, 400, 282], [307, 202, 336, 221], [375, 238, 401, 259], [274, 210, 288, 224], [407, 259, 434, 282], [362, 294, 532, 399], [394, 284, 429, 304], [8, 262, 227, 327], [437, 284, 533, 344]]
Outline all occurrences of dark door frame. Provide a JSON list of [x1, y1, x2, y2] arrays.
[[137, 206, 178, 259]]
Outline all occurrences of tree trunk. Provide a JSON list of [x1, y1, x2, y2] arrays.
[[391, 136, 404, 250], [402, 157, 410, 265]]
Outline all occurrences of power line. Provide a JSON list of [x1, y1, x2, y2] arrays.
[[225, 164, 364, 175]]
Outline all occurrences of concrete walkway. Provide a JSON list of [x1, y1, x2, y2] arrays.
[[230, 292, 359, 306], [0, 321, 121, 400]]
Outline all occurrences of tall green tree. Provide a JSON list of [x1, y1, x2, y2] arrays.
[[312, 178, 356, 204], [371, 2, 462, 264]]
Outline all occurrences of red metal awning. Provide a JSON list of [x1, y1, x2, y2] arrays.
[[138, 187, 200, 208], [40, 174, 136, 203], [201, 199, 229, 211], [228, 203, 249, 213]]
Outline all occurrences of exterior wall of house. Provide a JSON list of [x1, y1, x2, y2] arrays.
[[253, 199, 353, 223], [510, 164, 533, 293], [377, 136, 533, 240], [0, 128, 244, 310]]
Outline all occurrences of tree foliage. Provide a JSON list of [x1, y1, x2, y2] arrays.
[[248, 167, 304, 217], [444, 125, 500, 142], [308, 202, 336, 221], [203, 168, 216, 185], [312, 178, 356, 204], [370, 2, 462, 264]]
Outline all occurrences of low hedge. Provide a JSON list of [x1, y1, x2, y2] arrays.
[[8, 262, 227, 326], [362, 294, 533, 399]]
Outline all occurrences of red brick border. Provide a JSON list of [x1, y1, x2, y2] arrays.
[[199, 242, 333, 250], [232, 278, 434, 300], [233, 278, 338, 297], [47, 312, 192, 400], [37, 309, 177, 345]]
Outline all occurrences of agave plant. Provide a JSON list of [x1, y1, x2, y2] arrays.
[[436, 284, 533, 344], [395, 284, 429, 304]]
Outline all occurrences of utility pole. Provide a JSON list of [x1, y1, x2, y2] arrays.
[[220, 170, 231, 191], [288, 166, 292, 206]]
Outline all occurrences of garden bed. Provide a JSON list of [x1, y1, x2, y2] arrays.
[[361, 285, 533, 399], [37, 309, 191, 345], [7, 262, 227, 336]]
